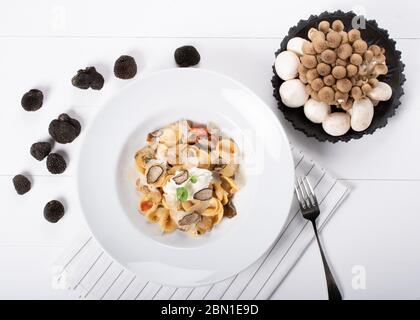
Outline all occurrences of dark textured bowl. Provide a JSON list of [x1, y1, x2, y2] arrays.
[[272, 11, 406, 143]]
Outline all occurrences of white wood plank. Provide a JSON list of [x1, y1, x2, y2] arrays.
[[0, 38, 418, 179], [0, 0, 418, 39], [0, 175, 88, 245], [0, 245, 78, 299], [272, 180, 420, 299]]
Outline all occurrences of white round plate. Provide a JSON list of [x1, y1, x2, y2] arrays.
[[78, 68, 294, 287]]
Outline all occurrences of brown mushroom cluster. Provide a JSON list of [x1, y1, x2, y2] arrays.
[[298, 20, 388, 110]]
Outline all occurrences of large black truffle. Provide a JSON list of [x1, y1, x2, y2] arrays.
[[43, 200, 65, 223], [30, 142, 52, 161], [12, 174, 31, 195], [174, 46, 201, 67], [21, 89, 43, 111], [49, 113, 81, 144], [46, 153, 67, 174], [114, 55, 137, 79], [71, 67, 104, 90]]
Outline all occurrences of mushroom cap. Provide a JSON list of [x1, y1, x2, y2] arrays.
[[279, 79, 309, 108], [304, 99, 331, 124], [322, 112, 351, 136], [367, 82, 393, 101], [275, 51, 300, 81], [350, 98, 374, 132], [287, 37, 309, 56]]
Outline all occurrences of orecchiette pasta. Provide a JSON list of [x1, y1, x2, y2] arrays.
[[134, 119, 242, 236]]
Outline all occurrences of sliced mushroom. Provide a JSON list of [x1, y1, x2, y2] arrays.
[[178, 213, 201, 226], [197, 216, 213, 234], [193, 188, 213, 201], [213, 164, 227, 172], [223, 201, 237, 218], [173, 169, 189, 185], [146, 165, 164, 184], [146, 129, 163, 142]]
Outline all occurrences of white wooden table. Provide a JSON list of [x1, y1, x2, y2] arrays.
[[1, 0, 419, 299]]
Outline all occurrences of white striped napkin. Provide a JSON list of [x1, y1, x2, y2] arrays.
[[54, 147, 349, 300]]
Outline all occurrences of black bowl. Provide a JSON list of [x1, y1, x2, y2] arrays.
[[272, 11, 406, 143]]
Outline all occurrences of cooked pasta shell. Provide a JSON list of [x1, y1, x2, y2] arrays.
[[197, 216, 213, 234], [215, 138, 240, 166], [168, 165, 184, 175], [213, 206, 224, 225], [214, 182, 229, 205], [139, 197, 155, 214], [135, 146, 154, 172], [218, 163, 238, 178], [202, 197, 223, 217], [162, 196, 172, 210], [159, 127, 178, 147], [220, 176, 239, 195], [138, 191, 161, 216], [156, 143, 168, 160], [197, 149, 211, 169], [156, 207, 177, 233], [145, 210, 159, 223], [181, 200, 194, 212]]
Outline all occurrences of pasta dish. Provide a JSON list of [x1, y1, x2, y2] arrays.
[[134, 119, 241, 236]]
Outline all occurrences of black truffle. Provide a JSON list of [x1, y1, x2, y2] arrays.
[[49, 113, 81, 144], [43, 200, 65, 223], [46, 153, 67, 174], [30, 142, 52, 161], [21, 89, 43, 111], [71, 67, 104, 90], [12, 174, 31, 195], [114, 55, 137, 79], [174, 46, 201, 67]]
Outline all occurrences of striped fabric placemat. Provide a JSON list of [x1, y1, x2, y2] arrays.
[[53, 147, 349, 300]]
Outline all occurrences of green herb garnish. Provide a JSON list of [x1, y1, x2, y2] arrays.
[[176, 187, 188, 202], [190, 175, 198, 184]]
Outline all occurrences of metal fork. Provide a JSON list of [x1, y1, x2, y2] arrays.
[[295, 176, 342, 300]]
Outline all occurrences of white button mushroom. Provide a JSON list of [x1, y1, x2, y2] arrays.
[[280, 79, 309, 108], [287, 37, 309, 56], [367, 82, 392, 101], [351, 98, 374, 132], [304, 99, 331, 123], [275, 51, 300, 81], [322, 112, 351, 136]]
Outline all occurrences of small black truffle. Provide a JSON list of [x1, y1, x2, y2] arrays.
[[46, 153, 67, 174], [114, 55, 137, 79], [49, 113, 81, 144], [174, 46, 201, 67], [12, 174, 31, 195], [43, 200, 65, 223], [30, 142, 52, 161], [71, 67, 104, 90], [21, 89, 43, 111]]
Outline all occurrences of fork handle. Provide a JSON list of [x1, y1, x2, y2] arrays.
[[311, 220, 343, 300]]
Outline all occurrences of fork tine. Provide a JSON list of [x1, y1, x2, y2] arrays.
[[304, 176, 318, 204], [301, 177, 314, 207], [298, 177, 311, 208], [294, 182, 305, 209], [296, 178, 309, 209]]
